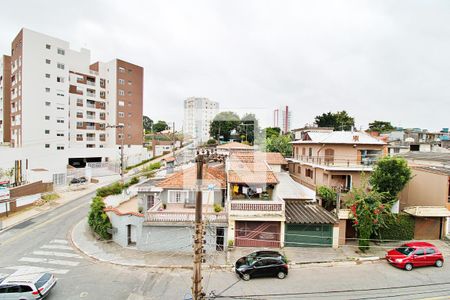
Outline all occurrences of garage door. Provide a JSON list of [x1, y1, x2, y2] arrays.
[[285, 224, 332, 247], [235, 221, 280, 248]]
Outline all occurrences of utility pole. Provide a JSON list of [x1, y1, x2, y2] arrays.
[[192, 151, 205, 300]]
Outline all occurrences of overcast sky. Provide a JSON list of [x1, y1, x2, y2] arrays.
[[1, 0, 449, 131]]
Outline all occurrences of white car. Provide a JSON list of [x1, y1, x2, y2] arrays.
[[0, 271, 57, 299]]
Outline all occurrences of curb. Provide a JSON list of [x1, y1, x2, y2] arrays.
[[70, 218, 230, 270], [71, 219, 384, 270]]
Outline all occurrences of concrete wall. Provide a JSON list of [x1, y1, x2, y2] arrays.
[[107, 212, 144, 248], [400, 168, 449, 209]]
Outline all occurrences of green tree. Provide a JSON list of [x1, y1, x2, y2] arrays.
[[209, 111, 241, 141], [317, 186, 337, 211], [368, 120, 395, 133], [152, 120, 169, 133], [369, 156, 412, 202], [347, 187, 391, 251], [143, 116, 153, 132], [88, 196, 112, 240], [314, 111, 355, 131], [264, 134, 292, 157], [262, 127, 281, 139], [238, 113, 260, 145]]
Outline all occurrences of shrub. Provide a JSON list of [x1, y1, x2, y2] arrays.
[[377, 213, 415, 241], [129, 176, 139, 185], [88, 196, 112, 240], [207, 139, 217, 145], [317, 186, 337, 211], [96, 182, 124, 197], [125, 158, 152, 170], [213, 203, 223, 213], [41, 193, 60, 202]]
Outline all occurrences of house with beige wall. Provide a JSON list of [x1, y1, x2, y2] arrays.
[[399, 165, 450, 239]]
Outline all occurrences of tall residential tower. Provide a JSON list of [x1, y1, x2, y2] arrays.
[[183, 97, 219, 144]]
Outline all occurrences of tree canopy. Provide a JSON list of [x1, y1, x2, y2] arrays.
[[369, 156, 412, 202], [263, 134, 292, 157], [209, 111, 241, 141], [238, 113, 260, 144], [368, 120, 395, 133], [143, 116, 153, 132], [152, 120, 169, 133], [262, 127, 281, 139], [314, 111, 355, 131]]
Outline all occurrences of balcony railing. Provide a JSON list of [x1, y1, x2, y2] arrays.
[[86, 125, 95, 130], [146, 210, 227, 223], [86, 136, 95, 141], [87, 114, 95, 119], [229, 199, 285, 217], [290, 154, 382, 168]]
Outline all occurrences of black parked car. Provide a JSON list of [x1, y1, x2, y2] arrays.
[[70, 177, 87, 184], [235, 251, 288, 281]]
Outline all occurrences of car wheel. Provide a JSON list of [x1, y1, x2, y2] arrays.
[[277, 271, 286, 279], [435, 260, 444, 268], [242, 274, 251, 281], [405, 263, 413, 271]]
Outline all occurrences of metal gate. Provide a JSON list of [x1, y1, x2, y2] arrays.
[[285, 224, 332, 247]]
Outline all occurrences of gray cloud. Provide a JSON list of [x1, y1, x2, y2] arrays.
[[1, 0, 449, 131]]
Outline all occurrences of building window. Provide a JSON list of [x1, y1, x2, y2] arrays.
[[76, 99, 83, 106], [57, 63, 65, 70], [118, 90, 125, 96], [57, 132, 64, 137], [118, 79, 125, 85], [57, 76, 64, 83], [45, 88, 50, 93], [57, 106, 64, 110], [308, 148, 312, 157], [128, 113, 132, 117], [128, 81, 132, 85], [46, 44, 51, 49], [118, 112, 124, 118], [45, 101, 51, 106], [45, 130, 50, 134], [57, 48, 65, 55], [118, 67, 125, 73], [118, 100, 125, 107], [45, 73, 50, 78], [45, 116, 50, 120], [57, 119, 64, 123], [57, 146, 64, 150], [45, 59, 51, 64], [76, 122, 83, 128], [57, 92, 64, 97], [45, 144, 50, 148]]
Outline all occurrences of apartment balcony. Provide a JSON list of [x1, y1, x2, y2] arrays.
[[86, 114, 95, 120], [86, 103, 95, 108], [290, 155, 382, 169], [86, 125, 95, 130], [86, 80, 95, 86], [229, 199, 285, 219], [69, 85, 83, 95], [145, 202, 227, 224], [95, 102, 106, 110], [86, 92, 95, 98], [76, 136, 83, 141], [86, 136, 96, 141]]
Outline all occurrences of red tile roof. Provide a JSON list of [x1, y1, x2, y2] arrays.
[[157, 165, 226, 189], [228, 170, 278, 184]]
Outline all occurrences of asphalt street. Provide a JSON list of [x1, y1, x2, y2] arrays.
[[0, 188, 450, 299]]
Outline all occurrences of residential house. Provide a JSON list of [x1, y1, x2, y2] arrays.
[[287, 130, 387, 245], [398, 152, 450, 239], [216, 141, 253, 156], [134, 164, 228, 252]]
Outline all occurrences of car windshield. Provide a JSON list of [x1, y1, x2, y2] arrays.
[[395, 246, 415, 256]]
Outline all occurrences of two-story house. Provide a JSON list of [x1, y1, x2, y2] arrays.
[[288, 130, 387, 192]]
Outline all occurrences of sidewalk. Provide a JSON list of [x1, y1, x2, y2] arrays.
[[72, 218, 447, 269], [71, 218, 227, 269], [0, 175, 119, 232]]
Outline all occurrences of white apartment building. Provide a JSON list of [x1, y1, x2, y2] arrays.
[[183, 97, 219, 145], [273, 105, 292, 134], [1, 28, 146, 185]]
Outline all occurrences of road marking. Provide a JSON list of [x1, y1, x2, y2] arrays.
[[19, 257, 80, 266], [41, 244, 73, 251], [50, 239, 69, 245], [32, 250, 81, 259], [5, 265, 69, 275], [0, 196, 91, 246]]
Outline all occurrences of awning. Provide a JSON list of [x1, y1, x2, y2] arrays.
[[285, 201, 338, 224], [403, 206, 450, 217]]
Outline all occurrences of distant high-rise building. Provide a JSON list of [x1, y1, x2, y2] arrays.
[[273, 106, 291, 134], [0, 55, 11, 143], [183, 97, 219, 144]]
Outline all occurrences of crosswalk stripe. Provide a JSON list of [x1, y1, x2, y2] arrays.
[[5, 265, 69, 275], [50, 239, 69, 245], [41, 244, 73, 251], [32, 250, 82, 259], [19, 257, 80, 267]]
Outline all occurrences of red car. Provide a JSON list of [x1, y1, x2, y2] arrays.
[[386, 242, 444, 271]]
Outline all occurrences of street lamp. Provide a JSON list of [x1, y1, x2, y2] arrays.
[[106, 124, 125, 182]]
